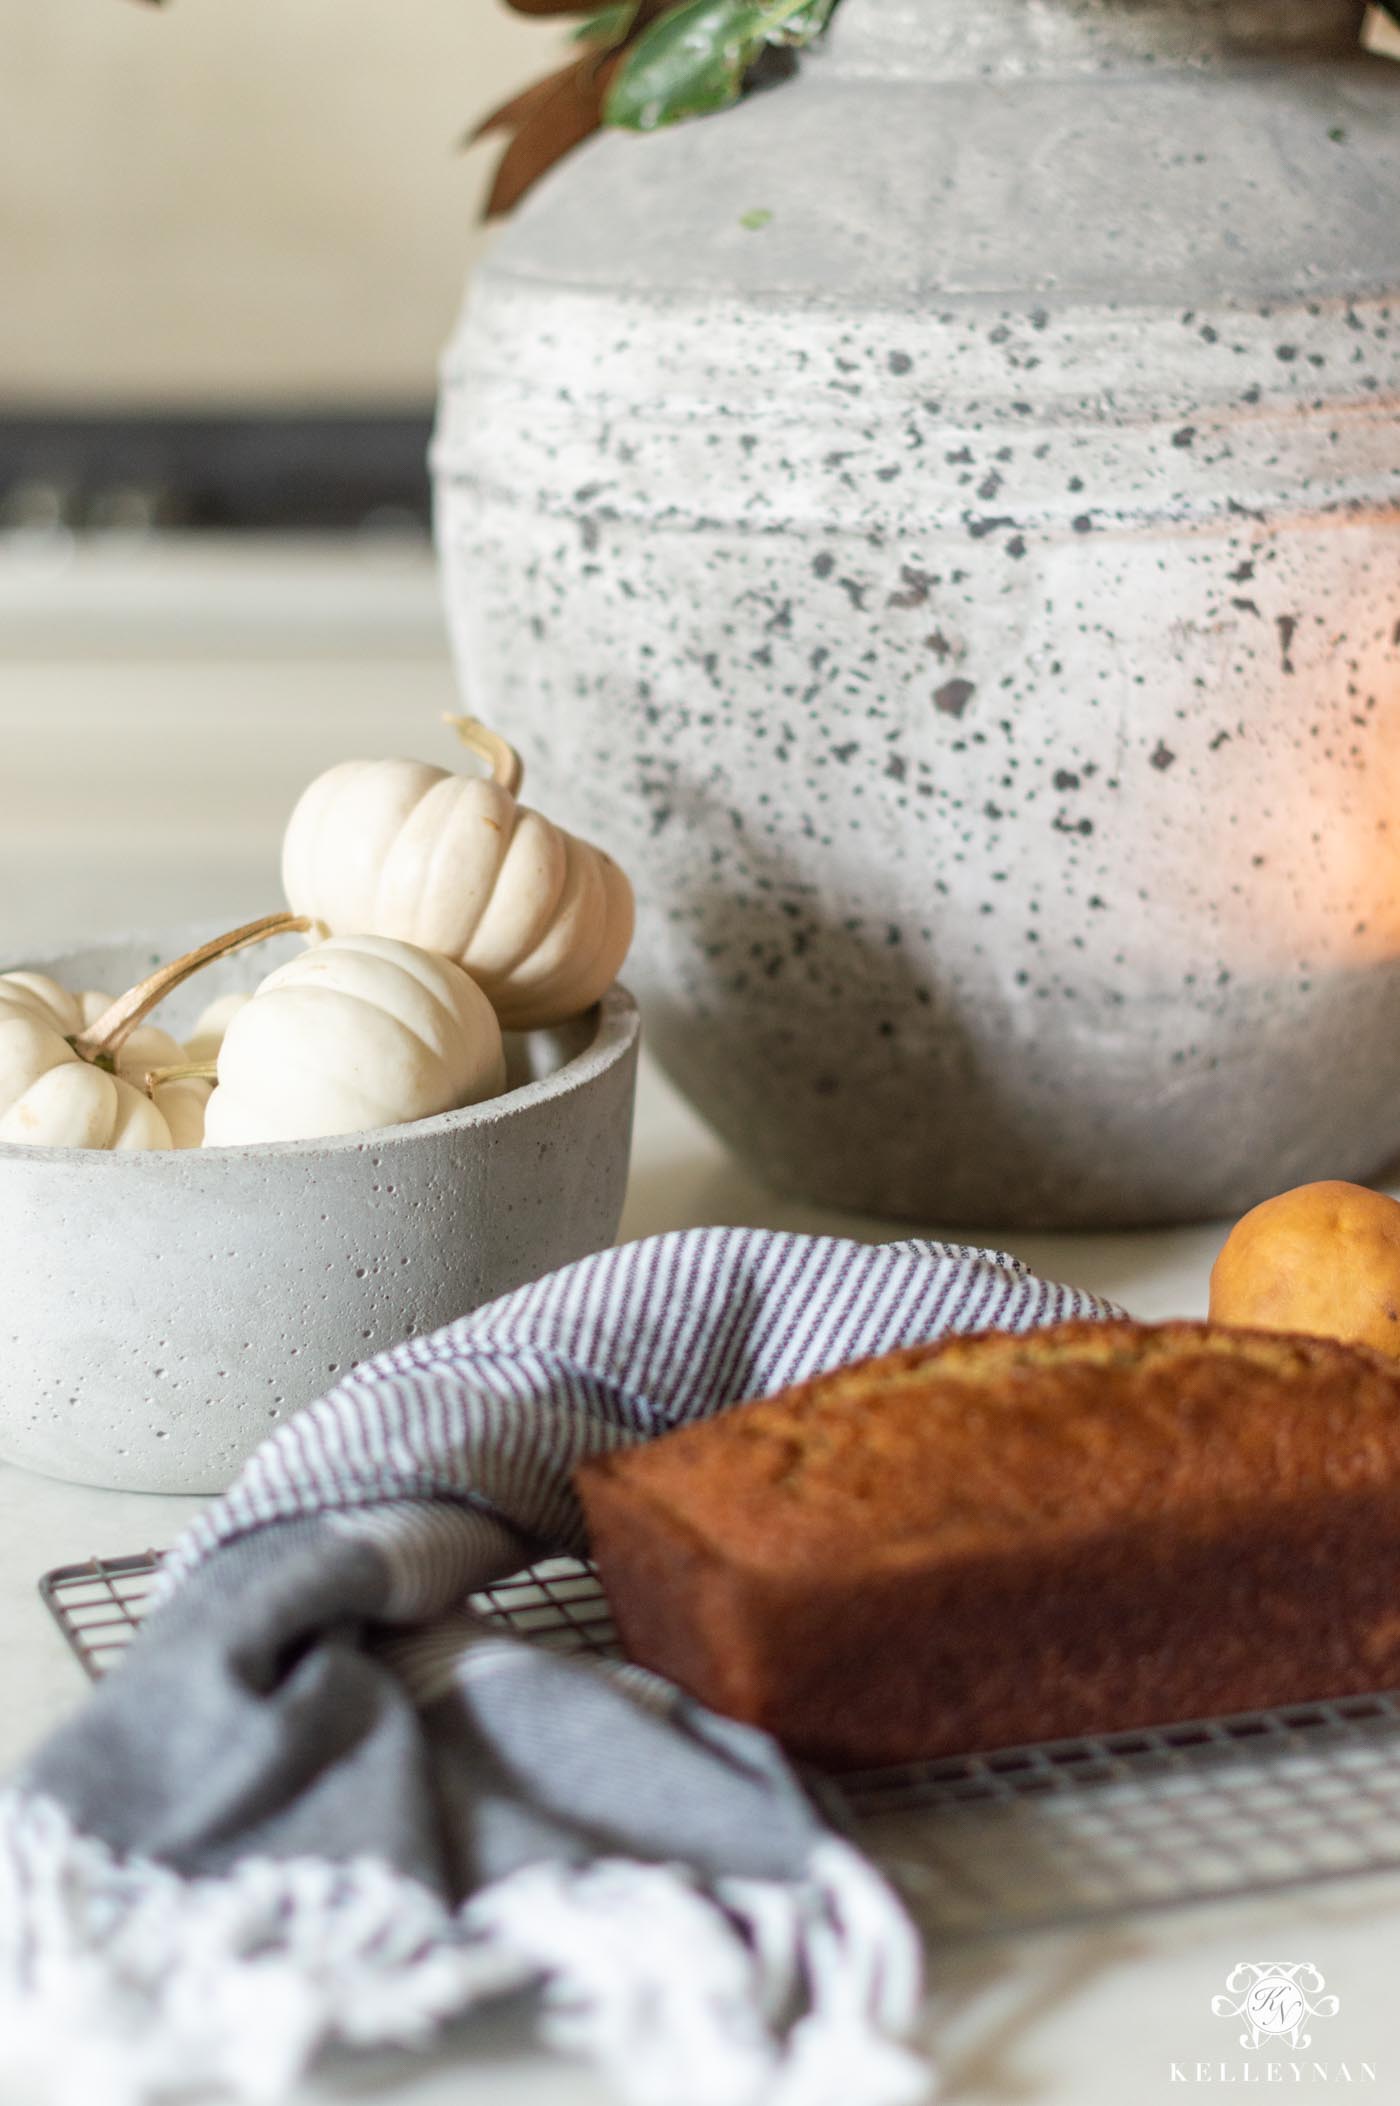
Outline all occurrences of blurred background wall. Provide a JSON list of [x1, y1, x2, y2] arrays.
[[0, 0, 572, 956], [0, 0, 552, 409]]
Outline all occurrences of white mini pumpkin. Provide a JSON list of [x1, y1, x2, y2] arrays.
[[70, 992, 213, 1148], [185, 991, 252, 1063], [202, 933, 506, 1147], [0, 975, 175, 1149], [0, 913, 309, 1152], [281, 719, 634, 1030], [4, 979, 213, 1148], [147, 1074, 212, 1148]]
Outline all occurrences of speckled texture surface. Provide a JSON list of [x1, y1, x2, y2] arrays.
[[0, 926, 639, 1493], [436, 0, 1400, 1227]]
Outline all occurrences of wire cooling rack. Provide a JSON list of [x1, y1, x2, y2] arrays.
[[39, 1550, 1400, 1944]]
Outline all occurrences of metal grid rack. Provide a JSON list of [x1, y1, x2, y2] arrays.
[[39, 1551, 1400, 1943], [40, 1553, 164, 1678]]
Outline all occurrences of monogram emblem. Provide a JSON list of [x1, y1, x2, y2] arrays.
[[1212, 1962, 1340, 2051]]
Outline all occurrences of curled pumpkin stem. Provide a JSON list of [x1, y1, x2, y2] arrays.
[[70, 912, 315, 1068], [444, 715, 525, 798], [143, 1058, 220, 1096]]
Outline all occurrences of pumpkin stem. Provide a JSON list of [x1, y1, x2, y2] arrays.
[[70, 912, 315, 1065], [144, 1058, 219, 1096], [444, 714, 525, 797]]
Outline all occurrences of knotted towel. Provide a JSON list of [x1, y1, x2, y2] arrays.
[[1, 1228, 1115, 2106]]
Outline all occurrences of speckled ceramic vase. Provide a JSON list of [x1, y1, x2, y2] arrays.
[[436, 0, 1400, 1228]]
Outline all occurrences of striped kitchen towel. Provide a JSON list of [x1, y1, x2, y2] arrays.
[[0, 1228, 1115, 2106]]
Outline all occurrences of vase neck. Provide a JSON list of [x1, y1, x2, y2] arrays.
[[824, 0, 1365, 81]]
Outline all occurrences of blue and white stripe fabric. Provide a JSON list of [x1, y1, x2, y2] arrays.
[[171, 1228, 1111, 1589], [2, 1229, 1116, 2106]]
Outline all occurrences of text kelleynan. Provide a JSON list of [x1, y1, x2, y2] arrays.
[[1169, 2064, 1378, 2086]]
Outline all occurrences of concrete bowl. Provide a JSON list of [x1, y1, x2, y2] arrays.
[[0, 924, 640, 1493]]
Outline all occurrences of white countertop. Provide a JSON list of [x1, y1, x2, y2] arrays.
[[3, 535, 1397, 2102]]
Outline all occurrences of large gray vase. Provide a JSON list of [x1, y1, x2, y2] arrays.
[[436, 0, 1400, 1228]]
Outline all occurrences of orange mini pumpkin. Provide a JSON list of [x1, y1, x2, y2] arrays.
[[1209, 1179, 1400, 1360]]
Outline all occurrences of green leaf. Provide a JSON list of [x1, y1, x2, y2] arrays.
[[571, 2, 638, 46], [604, 0, 833, 131], [761, 0, 835, 44], [604, 0, 764, 128]]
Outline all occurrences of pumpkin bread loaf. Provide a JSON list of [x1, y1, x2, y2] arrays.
[[575, 1320, 1400, 1768]]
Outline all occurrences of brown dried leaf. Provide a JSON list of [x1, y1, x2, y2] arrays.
[[467, 65, 580, 146], [503, 0, 600, 18], [483, 50, 621, 216], [473, 0, 668, 217]]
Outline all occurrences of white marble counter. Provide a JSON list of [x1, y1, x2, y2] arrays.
[[3, 535, 1397, 2102]]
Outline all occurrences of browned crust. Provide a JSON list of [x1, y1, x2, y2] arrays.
[[575, 1320, 1400, 1766]]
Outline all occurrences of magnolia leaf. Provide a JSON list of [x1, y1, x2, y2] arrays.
[[763, 0, 836, 43], [468, 64, 580, 145], [503, 0, 601, 16], [572, 2, 639, 44], [604, 0, 766, 128], [484, 49, 621, 213], [604, 0, 831, 130]]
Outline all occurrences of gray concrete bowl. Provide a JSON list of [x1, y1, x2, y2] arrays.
[[0, 925, 640, 1494]]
